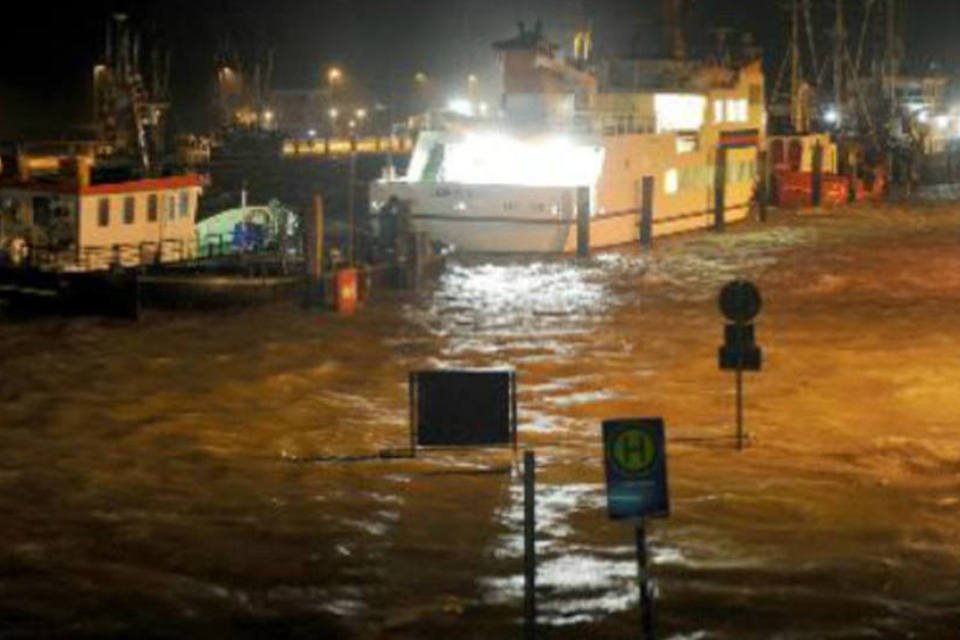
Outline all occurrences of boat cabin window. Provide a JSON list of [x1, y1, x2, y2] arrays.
[[664, 168, 679, 195], [166, 195, 176, 221], [179, 191, 190, 218], [97, 198, 110, 227], [32, 197, 52, 230], [147, 194, 158, 222], [123, 196, 135, 225]]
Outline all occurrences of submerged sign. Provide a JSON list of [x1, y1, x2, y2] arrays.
[[411, 369, 517, 448], [602, 418, 669, 520]]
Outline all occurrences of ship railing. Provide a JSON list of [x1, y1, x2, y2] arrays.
[[6, 240, 195, 272]]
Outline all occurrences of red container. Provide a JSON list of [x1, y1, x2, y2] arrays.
[[335, 268, 358, 315]]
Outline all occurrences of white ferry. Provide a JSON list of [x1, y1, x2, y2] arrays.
[[371, 24, 766, 254]]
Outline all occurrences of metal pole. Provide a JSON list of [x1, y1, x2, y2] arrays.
[[758, 150, 769, 222], [635, 521, 656, 640], [736, 365, 744, 450], [347, 151, 357, 265], [523, 450, 537, 640]]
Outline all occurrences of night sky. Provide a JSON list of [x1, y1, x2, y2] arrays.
[[1, 0, 958, 137]]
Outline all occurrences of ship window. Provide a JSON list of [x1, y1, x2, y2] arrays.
[[97, 198, 110, 227], [714, 100, 725, 123], [123, 196, 135, 225], [179, 191, 190, 218], [664, 169, 679, 195], [726, 99, 749, 123], [167, 195, 176, 221], [147, 194, 158, 222], [676, 136, 698, 154]]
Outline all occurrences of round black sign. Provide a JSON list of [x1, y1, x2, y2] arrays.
[[719, 280, 762, 323]]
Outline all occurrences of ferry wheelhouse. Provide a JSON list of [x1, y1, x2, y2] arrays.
[[371, 24, 767, 254]]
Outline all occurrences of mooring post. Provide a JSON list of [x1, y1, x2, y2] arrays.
[[848, 151, 859, 203], [639, 176, 654, 248], [757, 149, 769, 222], [304, 195, 325, 307], [635, 521, 656, 640], [576, 186, 590, 258], [523, 449, 537, 640], [714, 146, 727, 231], [811, 141, 824, 207]]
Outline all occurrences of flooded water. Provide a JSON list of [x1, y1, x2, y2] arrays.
[[2, 204, 960, 639]]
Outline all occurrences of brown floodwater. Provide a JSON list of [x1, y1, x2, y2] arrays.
[[2, 203, 960, 639]]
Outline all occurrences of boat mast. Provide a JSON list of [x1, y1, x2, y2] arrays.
[[883, 0, 899, 117], [833, 0, 845, 129], [789, 0, 804, 132]]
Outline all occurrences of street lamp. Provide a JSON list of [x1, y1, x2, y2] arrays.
[[327, 66, 343, 86]]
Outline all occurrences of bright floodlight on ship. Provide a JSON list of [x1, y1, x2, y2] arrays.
[[823, 107, 838, 124], [446, 98, 474, 117], [478, 102, 489, 117], [917, 110, 930, 124], [444, 132, 605, 187]]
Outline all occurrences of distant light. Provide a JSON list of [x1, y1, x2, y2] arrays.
[[454, 201, 467, 211], [467, 74, 478, 85], [355, 108, 367, 120], [263, 110, 274, 122], [446, 98, 474, 117], [478, 102, 489, 117], [307, 129, 317, 138], [936, 115, 951, 130], [824, 107, 838, 124], [917, 110, 930, 124], [329, 107, 339, 119], [327, 67, 343, 84], [348, 119, 356, 129], [94, 64, 107, 76], [414, 71, 428, 85]]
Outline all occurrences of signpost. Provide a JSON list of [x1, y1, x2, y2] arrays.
[[718, 280, 763, 450], [603, 418, 670, 640]]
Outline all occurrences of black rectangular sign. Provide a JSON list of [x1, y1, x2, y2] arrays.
[[411, 369, 517, 448]]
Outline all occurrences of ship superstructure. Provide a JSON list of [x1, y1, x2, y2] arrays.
[[371, 21, 766, 253]]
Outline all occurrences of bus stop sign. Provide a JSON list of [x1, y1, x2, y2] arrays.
[[603, 418, 669, 520]]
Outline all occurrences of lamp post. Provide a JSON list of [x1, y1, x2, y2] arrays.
[[414, 71, 429, 115], [467, 73, 479, 104], [328, 106, 339, 137]]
